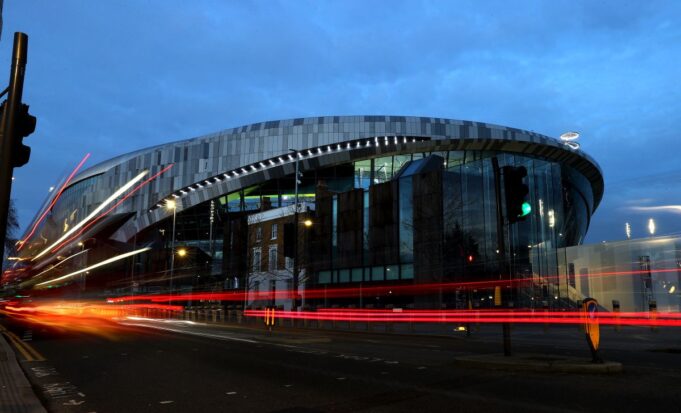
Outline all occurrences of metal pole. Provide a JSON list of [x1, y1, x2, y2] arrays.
[[169, 206, 176, 296], [0, 33, 29, 256], [492, 157, 512, 356], [208, 200, 214, 257], [292, 149, 300, 311]]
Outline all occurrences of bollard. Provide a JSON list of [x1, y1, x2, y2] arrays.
[[649, 300, 657, 332]]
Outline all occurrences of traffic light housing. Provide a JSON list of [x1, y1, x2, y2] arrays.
[[11, 103, 36, 168], [1, 101, 36, 168], [503, 165, 531, 223]]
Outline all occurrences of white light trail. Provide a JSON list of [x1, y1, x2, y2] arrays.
[[31, 249, 89, 280], [32, 171, 149, 262], [35, 247, 151, 287]]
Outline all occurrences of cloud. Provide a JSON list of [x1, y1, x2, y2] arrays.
[[1, 0, 680, 243]]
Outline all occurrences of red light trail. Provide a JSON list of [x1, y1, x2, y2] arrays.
[[244, 308, 681, 327], [17, 153, 91, 251], [106, 264, 681, 304]]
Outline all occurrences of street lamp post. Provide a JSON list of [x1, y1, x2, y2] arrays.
[[166, 199, 177, 296], [289, 148, 300, 311]]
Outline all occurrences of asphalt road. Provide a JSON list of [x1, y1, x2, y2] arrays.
[[3, 317, 681, 413]]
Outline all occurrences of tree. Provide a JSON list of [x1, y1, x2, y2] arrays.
[[3, 199, 19, 269]]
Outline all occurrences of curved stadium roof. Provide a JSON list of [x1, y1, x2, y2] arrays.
[[27, 115, 604, 244]]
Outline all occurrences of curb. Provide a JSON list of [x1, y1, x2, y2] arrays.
[[454, 354, 623, 374]]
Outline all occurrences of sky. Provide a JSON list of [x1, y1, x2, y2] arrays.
[[0, 0, 680, 244]]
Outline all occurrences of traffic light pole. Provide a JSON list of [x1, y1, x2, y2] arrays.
[[0, 33, 29, 257], [492, 157, 512, 356]]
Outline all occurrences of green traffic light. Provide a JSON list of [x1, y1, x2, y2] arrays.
[[520, 202, 532, 217]]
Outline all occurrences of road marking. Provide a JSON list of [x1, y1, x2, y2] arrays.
[[2, 329, 45, 361], [43, 382, 79, 399], [63, 400, 85, 406], [226, 391, 237, 395], [78, 392, 86, 397], [120, 322, 258, 343], [22, 330, 33, 341], [159, 400, 174, 404], [336, 377, 346, 380], [417, 366, 427, 370], [31, 366, 58, 378], [284, 384, 293, 388], [3, 331, 34, 361]]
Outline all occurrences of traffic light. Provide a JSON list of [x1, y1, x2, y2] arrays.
[[1, 101, 36, 168], [503, 165, 531, 223], [12, 103, 36, 167]]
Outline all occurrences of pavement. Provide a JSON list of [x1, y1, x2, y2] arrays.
[[453, 353, 623, 373], [0, 324, 46, 413]]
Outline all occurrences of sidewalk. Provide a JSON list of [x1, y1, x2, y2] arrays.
[[0, 328, 46, 413], [454, 353, 623, 374]]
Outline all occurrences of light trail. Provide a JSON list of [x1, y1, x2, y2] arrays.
[[17, 153, 91, 251], [50, 164, 174, 254], [244, 308, 681, 327], [0, 300, 179, 339], [31, 170, 150, 262], [106, 264, 681, 304], [23, 249, 90, 285], [35, 247, 152, 287]]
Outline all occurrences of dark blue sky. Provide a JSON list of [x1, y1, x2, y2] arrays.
[[1, 1, 680, 243]]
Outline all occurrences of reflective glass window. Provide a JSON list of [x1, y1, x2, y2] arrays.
[[399, 177, 414, 263], [338, 269, 350, 283], [401, 264, 414, 279], [386, 265, 399, 280], [318, 271, 331, 284], [351, 268, 363, 282], [371, 266, 384, 281]]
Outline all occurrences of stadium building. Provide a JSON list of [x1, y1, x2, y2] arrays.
[[6, 116, 603, 310]]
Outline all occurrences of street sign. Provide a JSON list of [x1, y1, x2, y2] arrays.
[[582, 297, 602, 363]]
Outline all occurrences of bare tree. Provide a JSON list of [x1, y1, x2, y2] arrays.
[[3, 200, 19, 269]]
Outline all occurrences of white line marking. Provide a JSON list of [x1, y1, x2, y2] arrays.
[[226, 391, 237, 395], [159, 400, 174, 404]]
